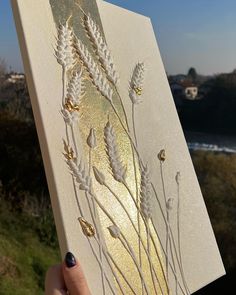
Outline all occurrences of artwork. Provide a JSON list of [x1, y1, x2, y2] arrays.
[[12, 0, 225, 294]]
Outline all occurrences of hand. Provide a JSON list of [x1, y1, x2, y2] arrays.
[[45, 252, 91, 295]]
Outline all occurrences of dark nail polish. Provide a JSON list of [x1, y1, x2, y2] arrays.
[[65, 252, 77, 268]]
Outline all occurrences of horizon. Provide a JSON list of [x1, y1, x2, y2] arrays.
[[1, 0, 236, 75]]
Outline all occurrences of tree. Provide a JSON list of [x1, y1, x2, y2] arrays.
[[0, 58, 7, 76], [187, 67, 198, 82]]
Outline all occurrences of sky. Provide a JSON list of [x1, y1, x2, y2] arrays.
[[1, 0, 236, 75]]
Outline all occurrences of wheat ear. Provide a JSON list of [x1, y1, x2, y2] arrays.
[[83, 14, 119, 85], [74, 37, 113, 102], [140, 165, 152, 221], [104, 120, 126, 183], [129, 63, 145, 105], [55, 21, 76, 70], [66, 69, 84, 105], [67, 158, 92, 193]]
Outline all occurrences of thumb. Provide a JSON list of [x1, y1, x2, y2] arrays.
[[62, 252, 91, 295]]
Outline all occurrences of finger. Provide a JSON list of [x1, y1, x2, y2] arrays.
[[45, 264, 67, 295], [62, 252, 91, 295]]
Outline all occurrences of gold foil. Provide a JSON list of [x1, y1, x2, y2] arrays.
[[50, 0, 168, 293]]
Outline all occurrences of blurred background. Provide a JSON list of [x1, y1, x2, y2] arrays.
[[0, 0, 235, 294]]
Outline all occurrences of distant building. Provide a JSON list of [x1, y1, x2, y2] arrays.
[[170, 80, 199, 100], [7, 73, 25, 84]]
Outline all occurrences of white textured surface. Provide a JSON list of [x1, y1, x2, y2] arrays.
[[98, 0, 225, 292]]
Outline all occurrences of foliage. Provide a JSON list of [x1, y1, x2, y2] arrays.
[[0, 196, 60, 295], [175, 71, 236, 134], [192, 150, 236, 271], [187, 67, 198, 82], [0, 58, 6, 77]]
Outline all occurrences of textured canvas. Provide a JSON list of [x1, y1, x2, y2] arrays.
[[12, 0, 225, 294]]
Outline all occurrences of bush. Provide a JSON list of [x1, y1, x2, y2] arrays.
[[192, 151, 236, 271]]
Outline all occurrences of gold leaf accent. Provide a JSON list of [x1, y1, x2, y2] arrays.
[[65, 99, 80, 112], [63, 141, 75, 160], [78, 217, 96, 237], [158, 149, 166, 162], [134, 87, 142, 96]]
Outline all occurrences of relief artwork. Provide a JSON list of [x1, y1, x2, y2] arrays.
[[54, 3, 189, 294]]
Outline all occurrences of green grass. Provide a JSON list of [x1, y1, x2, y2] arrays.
[[0, 199, 60, 295]]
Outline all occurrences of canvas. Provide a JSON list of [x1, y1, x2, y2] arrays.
[[12, 0, 225, 294]]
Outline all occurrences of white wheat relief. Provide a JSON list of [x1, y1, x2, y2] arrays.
[[67, 158, 92, 193], [129, 62, 145, 105], [104, 120, 126, 183], [55, 21, 76, 71], [84, 13, 119, 85], [54, 10, 191, 295], [74, 37, 113, 102], [66, 69, 84, 105]]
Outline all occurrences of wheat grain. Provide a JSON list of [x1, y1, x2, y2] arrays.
[[129, 63, 145, 105], [74, 37, 113, 102], [84, 14, 119, 85], [93, 166, 106, 186], [166, 198, 174, 211], [175, 171, 181, 185], [140, 165, 152, 220], [104, 120, 126, 183], [107, 225, 121, 239], [55, 22, 75, 70], [87, 128, 97, 149]]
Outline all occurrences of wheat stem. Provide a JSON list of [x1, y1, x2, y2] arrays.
[[86, 150, 106, 294], [151, 184, 188, 295], [146, 222, 158, 295], [72, 178, 116, 295], [118, 236, 150, 295], [103, 182, 161, 290], [169, 232, 178, 295], [123, 181, 167, 295], [103, 246, 136, 295], [70, 119, 106, 295], [176, 177, 191, 295], [93, 236, 127, 295], [87, 190, 150, 294], [159, 161, 170, 283]]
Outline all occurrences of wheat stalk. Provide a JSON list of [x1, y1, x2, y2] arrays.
[[83, 14, 119, 85], [92, 168, 163, 293], [107, 224, 150, 294], [67, 158, 92, 193], [72, 178, 117, 295], [66, 69, 84, 105], [74, 37, 113, 102], [104, 120, 126, 183], [55, 21, 76, 70], [176, 172, 191, 295], [139, 166, 160, 294], [129, 63, 145, 105]]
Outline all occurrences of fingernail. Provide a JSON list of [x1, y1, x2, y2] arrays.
[[65, 252, 77, 268]]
